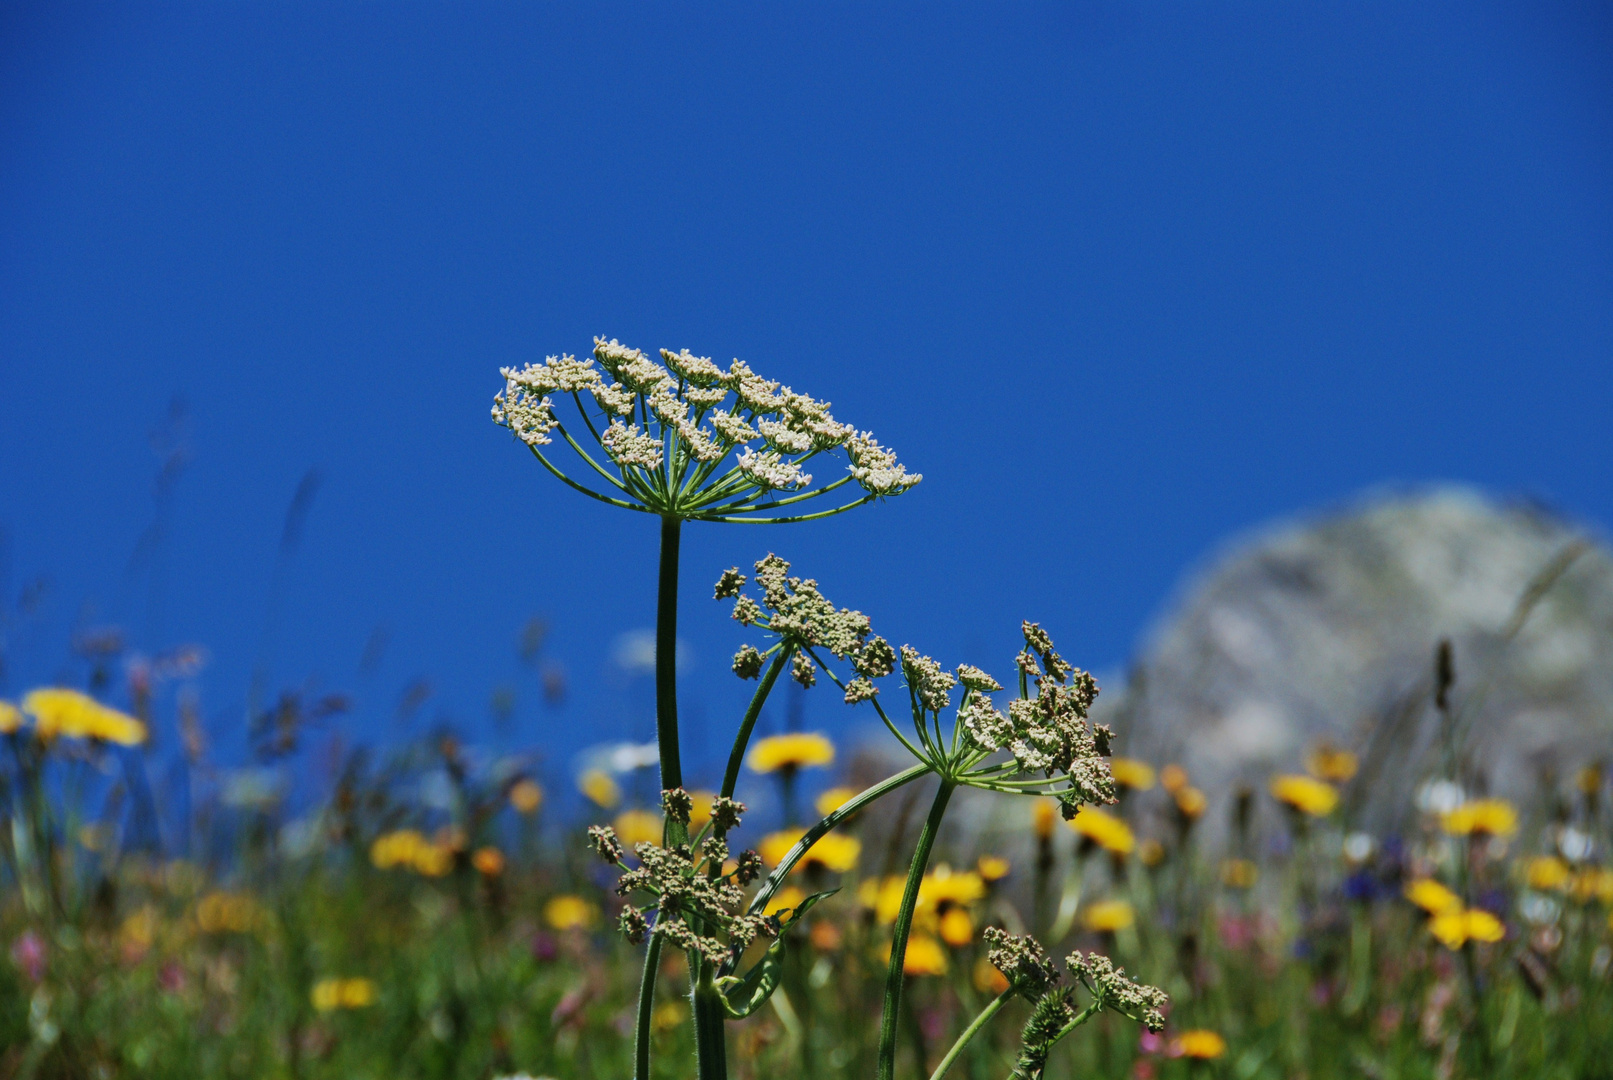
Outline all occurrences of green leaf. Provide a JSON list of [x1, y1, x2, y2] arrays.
[[714, 888, 836, 1019]]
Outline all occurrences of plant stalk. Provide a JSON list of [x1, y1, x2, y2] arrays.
[[632, 932, 664, 1080], [878, 779, 955, 1080], [930, 987, 1014, 1080], [656, 514, 684, 793], [693, 960, 729, 1080], [720, 647, 792, 798]]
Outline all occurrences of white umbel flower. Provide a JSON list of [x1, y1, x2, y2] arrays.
[[601, 421, 664, 469], [737, 448, 812, 491]]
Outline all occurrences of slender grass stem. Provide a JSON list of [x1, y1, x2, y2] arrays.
[[655, 515, 683, 792], [632, 929, 664, 1080], [721, 647, 793, 798], [929, 987, 1014, 1080], [878, 779, 955, 1080]]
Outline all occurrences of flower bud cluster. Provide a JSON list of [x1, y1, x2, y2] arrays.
[[1066, 950, 1168, 1032], [983, 927, 1060, 998]]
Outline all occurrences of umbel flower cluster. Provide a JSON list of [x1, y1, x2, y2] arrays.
[[982, 928, 1169, 1080], [491, 338, 920, 521], [716, 554, 895, 693], [588, 789, 778, 965]]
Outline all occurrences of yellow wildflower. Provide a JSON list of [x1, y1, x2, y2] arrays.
[[544, 894, 599, 931], [977, 855, 1011, 882], [196, 892, 260, 934], [119, 905, 158, 952], [580, 769, 621, 809], [1570, 867, 1613, 905], [508, 779, 544, 815], [809, 920, 842, 952], [1174, 786, 1207, 820], [1032, 799, 1057, 841], [1068, 806, 1135, 855], [1160, 764, 1189, 794], [1220, 858, 1258, 889], [1270, 775, 1339, 817], [23, 687, 147, 746], [652, 1001, 687, 1033], [1525, 856, 1571, 892], [815, 786, 859, 817], [1138, 839, 1166, 867], [0, 700, 21, 734], [921, 865, 987, 908], [974, 955, 1011, 994], [1109, 757, 1157, 791], [311, 977, 377, 1011], [472, 847, 505, 876], [686, 790, 716, 830], [1304, 744, 1359, 783], [613, 809, 663, 847], [1577, 765, 1602, 795], [1405, 878, 1462, 915], [1175, 1030, 1227, 1059], [1081, 899, 1135, 933], [1429, 908, 1505, 949], [938, 907, 974, 947], [1441, 799, 1518, 837], [747, 732, 835, 773], [758, 828, 861, 872], [892, 934, 948, 976], [763, 885, 806, 917]]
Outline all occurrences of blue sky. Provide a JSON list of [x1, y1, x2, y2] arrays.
[[2, 3, 1610, 796]]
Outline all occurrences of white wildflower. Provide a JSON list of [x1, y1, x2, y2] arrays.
[[618, 356, 672, 394], [757, 419, 814, 455], [684, 385, 729, 409], [728, 359, 786, 413], [678, 422, 725, 462], [593, 337, 649, 377], [591, 382, 636, 417], [649, 389, 689, 426], [737, 448, 811, 491], [601, 421, 664, 469], [846, 431, 921, 495], [900, 647, 956, 713], [661, 348, 727, 386], [491, 388, 559, 446], [709, 411, 758, 444]]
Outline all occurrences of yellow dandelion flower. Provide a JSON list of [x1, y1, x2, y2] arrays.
[[1304, 744, 1359, 783], [1174, 786, 1208, 819], [686, 789, 717, 830], [1270, 775, 1339, 817], [758, 828, 861, 872], [544, 894, 599, 931], [196, 891, 260, 934], [1138, 839, 1166, 867], [472, 847, 505, 876], [1429, 908, 1504, 949], [938, 907, 974, 947], [338, 977, 377, 1008], [1109, 757, 1156, 791], [509, 779, 544, 815], [580, 769, 621, 809], [119, 905, 158, 952], [1525, 856, 1571, 892], [1570, 867, 1613, 905], [613, 809, 664, 847], [1081, 899, 1135, 933], [1175, 1030, 1227, 1059], [1068, 806, 1135, 855], [815, 786, 859, 817], [1032, 799, 1057, 841], [1160, 764, 1189, 794], [652, 1001, 687, 1033], [747, 732, 835, 774], [1405, 878, 1462, 915], [1441, 799, 1518, 837], [974, 955, 1011, 994], [921, 864, 987, 908], [370, 829, 427, 870], [23, 687, 147, 746], [1220, 858, 1258, 889], [0, 700, 21, 734], [977, 854, 1011, 882], [893, 934, 948, 976], [763, 885, 807, 917], [311, 978, 343, 1012]]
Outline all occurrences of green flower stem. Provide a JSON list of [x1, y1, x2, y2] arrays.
[[632, 932, 664, 1080], [720, 647, 794, 798], [878, 779, 956, 1080], [656, 515, 684, 793], [693, 959, 729, 1080], [929, 986, 1015, 1080]]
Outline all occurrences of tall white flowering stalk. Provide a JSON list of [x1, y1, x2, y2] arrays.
[[491, 339, 918, 1080]]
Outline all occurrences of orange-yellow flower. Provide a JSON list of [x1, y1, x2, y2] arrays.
[[1270, 775, 1338, 817], [748, 732, 835, 773], [22, 687, 147, 746], [370, 829, 453, 876], [1174, 1030, 1227, 1059], [580, 769, 621, 809], [762, 885, 806, 917], [815, 786, 859, 817], [938, 907, 974, 947], [311, 977, 377, 1011], [1068, 807, 1135, 855], [614, 809, 664, 847], [1441, 799, 1518, 837], [686, 790, 717, 830], [758, 828, 861, 873], [1160, 764, 1189, 794], [976, 855, 1011, 882], [1032, 799, 1057, 841], [472, 847, 505, 876], [1174, 786, 1208, 820], [1570, 867, 1613, 905], [1081, 899, 1135, 933], [508, 779, 544, 815], [196, 891, 261, 934], [1109, 758, 1157, 791], [1525, 856, 1570, 892], [0, 701, 21, 734], [544, 894, 599, 931], [1304, 744, 1359, 783], [892, 934, 947, 976], [1429, 908, 1504, 949], [1138, 839, 1166, 867], [1405, 878, 1462, 915], [974, 955, 1010, 994], [1220, 858, 1258, 889]]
